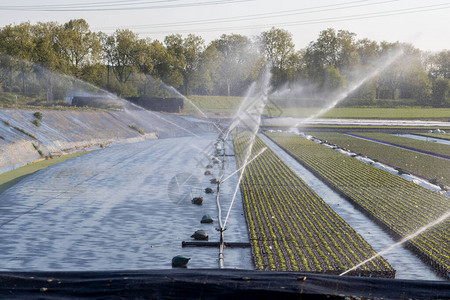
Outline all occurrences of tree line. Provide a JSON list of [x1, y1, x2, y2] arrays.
[[0, 19, 449, 107]]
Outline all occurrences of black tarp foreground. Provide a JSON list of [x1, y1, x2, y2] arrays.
[[0, 269, 448, 299]]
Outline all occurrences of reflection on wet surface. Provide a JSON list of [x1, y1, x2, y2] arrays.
[[397, 134, 450, 146], [0, 135, 252, 271]]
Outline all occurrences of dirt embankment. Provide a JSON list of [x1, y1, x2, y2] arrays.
[[0, 109, 173, 172]]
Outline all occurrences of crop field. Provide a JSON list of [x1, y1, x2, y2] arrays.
[[233, 131, 394, 277], [266, 132, 450, 278], [183, 96, 450, 121], [271, 107, 450, 119], [307, 132, 450, 187], [351, 132, 450, 158]]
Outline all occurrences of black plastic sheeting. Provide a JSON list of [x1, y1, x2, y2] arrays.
[[0, 269, 448, 299]]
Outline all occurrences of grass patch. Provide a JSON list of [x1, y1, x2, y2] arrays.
[[183, 95, 244, 116], [128, 124, 144, 135], [32, 111, 43, 127], [12, 126, 37, 139], [32, 119, 41, 127], [0, 151, 92, 195], [183, 96, 450, 120], [33, 112, 43, 120], [274, 107, 450, 120]]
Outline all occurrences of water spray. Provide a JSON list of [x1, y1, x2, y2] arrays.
[[339, 210, 450, 276], [221, 147, 267, 184], [223, 66, 272, 229], [162, 84, 224, 135], [222, 147, 267, 229], [292, 48, 405, 128], [211, 65, 272, 268]]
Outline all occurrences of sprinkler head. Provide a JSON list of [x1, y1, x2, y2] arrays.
[[200, 214, 214, 224], [191, 230, 208, 240], [191, 197, 204, 205], [172, 255, 190, 268]]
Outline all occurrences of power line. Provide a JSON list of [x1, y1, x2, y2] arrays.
[[97, 0, 391, 30], [0, 0, 253, 11], [130, 3, 450, 35], [0, 0, 175, 9]]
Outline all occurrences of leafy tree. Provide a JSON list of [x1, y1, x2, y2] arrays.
[[31, 22, 64, 71], [304, 28, 358, 90], [324, 65, 346, 90], [146, 39, 181, 90], [31, 22, 66, 101], [165, 33, 204, 95], [193, 44, 223, 95], [101, 29, 141, 84], [335, 30, 359, 71], [431, 77, 449, 107], [376, 43, 432, 103], [0, 23, 35, 93], [376, 42, 404, 100], [258, 27, 296, 88], [181, 34, 204, 95], [58, 19, 102, 78], [212, 34, 260, 95], [401, 62, 431, 105], [80, 63, 106, 87], [356, 38, 380, 65], [427, 50, 450, 79]]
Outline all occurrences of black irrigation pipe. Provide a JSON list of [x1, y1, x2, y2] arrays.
[[1, 269, 449, 299], [344, 133, 450, 160]]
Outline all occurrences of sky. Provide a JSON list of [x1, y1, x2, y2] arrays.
[[0, 0, 448, 52]]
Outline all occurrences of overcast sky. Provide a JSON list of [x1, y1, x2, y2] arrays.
[[0, 0, 448, 52]]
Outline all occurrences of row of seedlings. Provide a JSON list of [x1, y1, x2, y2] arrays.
[[307, 132, 450, 188], [233, 131, 395, 277], [265, 131, 450, 279], [352, 132, 450, 158]]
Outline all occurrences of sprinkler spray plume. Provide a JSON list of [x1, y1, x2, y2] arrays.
[[258, 47, 405, 129], [340, 210, 449, 276]]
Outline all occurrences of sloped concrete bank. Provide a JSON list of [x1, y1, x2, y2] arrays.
[[0, 109, 214, 172]]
